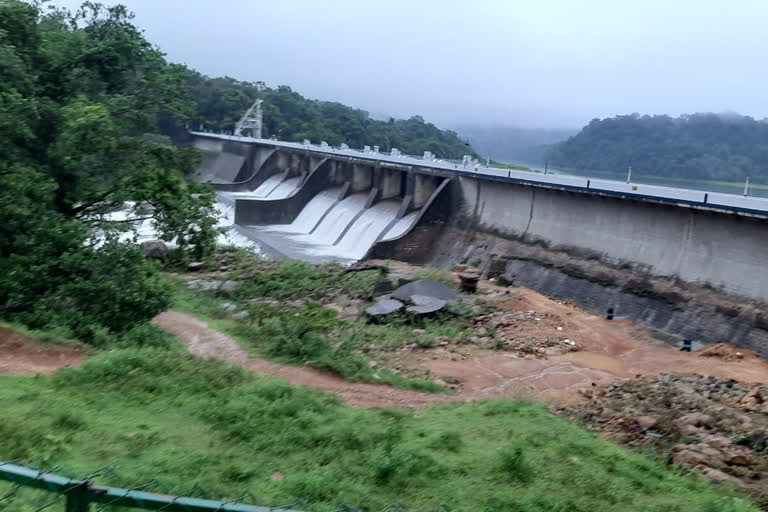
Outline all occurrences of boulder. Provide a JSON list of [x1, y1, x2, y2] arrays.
[[406, 295, 447, 315], [218, 280, 238, 296], [141, 240, 167, 260], [392, 280, 457, 302], [496, 273, 516, 287], [635, 416, 657, 430], [671, 449, 708, 468], [699, 467, 745, 488], [187, 261, 205, 272], [365, 299, 404, 317], [676, 412, 714, 429], [371, 280, 395, 296]]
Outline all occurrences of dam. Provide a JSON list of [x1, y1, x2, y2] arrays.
[[191, 131, 768, 357]]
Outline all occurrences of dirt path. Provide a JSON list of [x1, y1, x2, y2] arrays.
[[153, 311, 452, 408], [0, 327, 82, 376], [154, 292, 768, 409]]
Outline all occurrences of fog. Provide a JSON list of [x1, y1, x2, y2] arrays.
[[51, 0, 768, 129]]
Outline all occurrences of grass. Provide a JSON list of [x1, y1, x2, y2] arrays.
[[231, 259, 388, 301], [411, 268, 457, 287], [170, 282, 443, 392], [0, 350, 757, 512]]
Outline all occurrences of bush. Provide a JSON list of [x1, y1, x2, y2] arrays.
[[258, 303, 340, 361], [53, 349, 251, 396], [118, 324, 180, 350]]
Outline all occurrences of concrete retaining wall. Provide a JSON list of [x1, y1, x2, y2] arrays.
[[458, 177, 768, 301]]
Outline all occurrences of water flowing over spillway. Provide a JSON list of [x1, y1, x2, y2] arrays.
[[333, 200, 401, 259], [252, 174, 284, 197], [105, 184, 413, 264], [231, 188, 413, 264], [303, 193, 369, 245], [268, 176, 301, 199], [381, 210, 419, 241], [278, 187, 342, 234]]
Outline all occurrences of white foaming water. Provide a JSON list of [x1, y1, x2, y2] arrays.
[[275, 187, 341, 234], [252, 174, 283, 197], [217, 228, 262, 253], [214, 201, 235, 227], [334, 200, 401, 259], [268, 177, 301, 199], [381, 211, 419, 240], [301, 192, 369, 245]]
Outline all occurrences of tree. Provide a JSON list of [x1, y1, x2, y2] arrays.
[[0, 0, 216, 343]]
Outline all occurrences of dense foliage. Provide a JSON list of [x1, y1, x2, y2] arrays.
[[0, 1, 217, 343], [550, 113, 768, 181], [187, 75, 478, 159]]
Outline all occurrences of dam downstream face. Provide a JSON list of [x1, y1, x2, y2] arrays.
[[218, 187, 412, 264]]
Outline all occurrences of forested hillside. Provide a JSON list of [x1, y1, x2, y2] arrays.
[[187, 75, 477, 159], [550, 113, 768, 182]]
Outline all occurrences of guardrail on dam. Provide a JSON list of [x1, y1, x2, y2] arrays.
[[191, 131, 768, 354]]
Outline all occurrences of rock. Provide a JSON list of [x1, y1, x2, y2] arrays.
[[187, 280, 221, 292], [369, 361, 378, 368], [725, 451, 753, 466], [392, 280, 457, 302], [232, 311, 249, 321], [218, 280, 238, 296], [141, 240, 168, 260], [636, 416, 658, 430], [220, 302, 237, 312], [737, 431, 768, 451], [458, 273, 479, 293], [187, 261, 205, 271], [496, 273, 516, 287], [371, 280, 395, 296], [434, 378, 448, 387], [676, 412, 714, 429], [365, 298, 404, 317], [599, 408, 617, 420], [699, 467, 745, 488], [270, 472, 283, 481], [671, 449, 709, 468], [406, 295, 447, 315], [487, 258, 508, 280], [702, 435, 732, 450], [412, 329, 427, 335]]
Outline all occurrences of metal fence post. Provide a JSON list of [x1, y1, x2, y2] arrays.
[[65, 481, 91, 512]]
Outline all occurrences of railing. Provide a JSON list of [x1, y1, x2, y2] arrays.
[[0, 462, 302, 512]]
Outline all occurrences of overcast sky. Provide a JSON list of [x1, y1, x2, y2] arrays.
[[51, 0, 768, 129]]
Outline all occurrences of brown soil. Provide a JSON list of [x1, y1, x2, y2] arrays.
[[154, 278, 768, 409], [152, 311, 452, 409], [0, 327, 82, 376]]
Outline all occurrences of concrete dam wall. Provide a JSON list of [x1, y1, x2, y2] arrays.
[[192, 133, 768, 354]]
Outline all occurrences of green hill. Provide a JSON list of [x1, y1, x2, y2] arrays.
[[550, 113, 768, 182]]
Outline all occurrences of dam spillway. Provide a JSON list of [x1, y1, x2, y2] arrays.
[[190, 130, 768, 358]]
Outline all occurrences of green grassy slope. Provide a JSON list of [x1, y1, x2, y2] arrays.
[[0, 350, 755, 512]]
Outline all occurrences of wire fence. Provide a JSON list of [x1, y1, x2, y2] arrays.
[[0, 461, 308, 512], [0, 462, 464, 512]]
